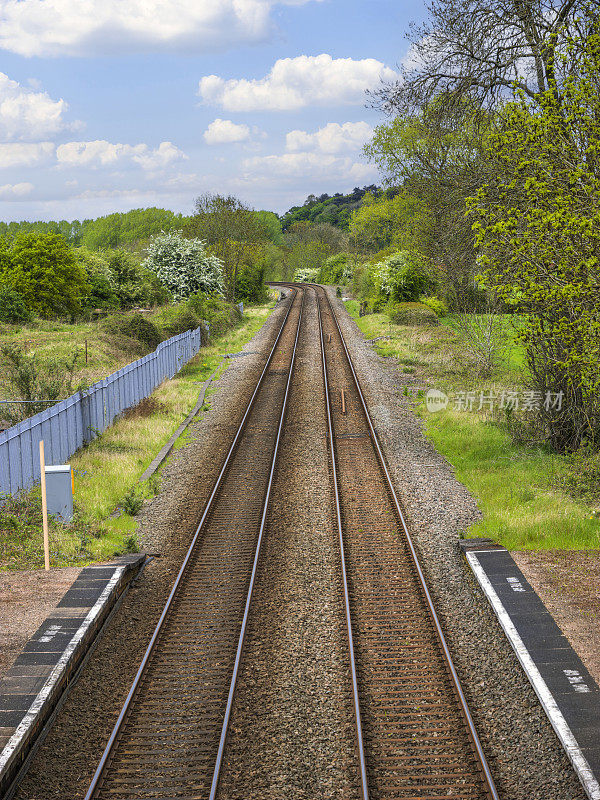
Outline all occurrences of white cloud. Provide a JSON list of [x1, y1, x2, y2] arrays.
[[0, 0, 322, 58], [0, 142, 55, 168], [242, 151, 377, 183], [55, 140, 186, 170], [199, 54, 397, 111], [204, 118, 250, 145], [0, 182, 34, 198], [286, 121, 373, 154], [0, 73, 70, 141]]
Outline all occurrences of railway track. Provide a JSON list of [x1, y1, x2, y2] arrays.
[[82, 283, 499, 800]]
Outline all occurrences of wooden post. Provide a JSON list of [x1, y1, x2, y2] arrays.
[[85, 339, 88, 364], [39, 440, 50, 571], [341, 389, 346, 415]]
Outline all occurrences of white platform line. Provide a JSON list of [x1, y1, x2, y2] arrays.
[[0, 566, 125, 777], [466, 551, 600, 800]]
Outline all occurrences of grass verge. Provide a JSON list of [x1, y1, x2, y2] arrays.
[[0, 301, 275, 570], [344, 299, 600, 551]]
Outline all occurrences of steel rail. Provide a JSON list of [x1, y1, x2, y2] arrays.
[[207, 285, 306, 800], [315, 283, 500, 800], [84, 287, 299, 800], [316, 288, 370, 800]]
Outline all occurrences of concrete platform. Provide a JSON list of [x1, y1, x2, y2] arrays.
[[0, 553, 145, 797], [461, 538, 600, 800]]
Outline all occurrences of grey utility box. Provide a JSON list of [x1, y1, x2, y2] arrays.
[[45, 465, 74, 522]]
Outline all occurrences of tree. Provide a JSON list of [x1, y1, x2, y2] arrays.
[[143, 230, 224, 302], [282, 221, 348, 281], [186, 194, 268, 301], [349, 190, 433, 254], [1, 232, 89, 318], [372, 0, 592, 115], [363, 100, 491, 305], [468, 18, 600, 450]]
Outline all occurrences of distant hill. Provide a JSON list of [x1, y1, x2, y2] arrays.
[[281, 186, 399, 231]]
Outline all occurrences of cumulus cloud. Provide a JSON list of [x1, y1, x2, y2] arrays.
[[0, 0, 321, 58], [56, 140, 186, 170], [203, 118, 251, 145], [242, 151, 377, 183], [0, 142, 55, 168], [0, 182, 34, 198], [0, 73, 70, 141], [199, 54, 397, 111], [286, 121, 373, 154]]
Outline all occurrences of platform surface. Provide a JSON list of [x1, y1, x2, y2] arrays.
[[461, 539, 600, 800], [0, 553, 145, 795]]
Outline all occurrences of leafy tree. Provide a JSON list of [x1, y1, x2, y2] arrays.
[[364, 100, 491, 306], [468, 18, 600, 450], [1, 233, 89, 318], [75, 248, 119, 309], [81, 208, 190, 250], [0, 289, 32, 323], [281, 186, 384, 231], [187, 194, 269, 301], [349, 190, 433, 254], [283, 221, 347, 282], [143, 230, 224, 302], [255, 211, 284, 245]]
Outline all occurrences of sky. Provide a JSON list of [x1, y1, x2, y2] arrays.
[[0, 0, 426, 222]]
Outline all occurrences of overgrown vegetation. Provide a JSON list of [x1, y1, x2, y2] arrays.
[[0, 300, 275, 570], [345, 300, 600, 550]]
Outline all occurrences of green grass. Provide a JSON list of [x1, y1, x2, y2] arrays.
[[0, 301, 275, 571], [345, 300, 600, 551]]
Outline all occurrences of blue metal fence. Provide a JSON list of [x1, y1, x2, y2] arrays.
[[0, 325, 207, 498]]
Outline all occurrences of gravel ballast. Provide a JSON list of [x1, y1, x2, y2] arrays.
[[327, 287, 586, 800], [12, 298, 291, 800], [216, 288, 361, 800]]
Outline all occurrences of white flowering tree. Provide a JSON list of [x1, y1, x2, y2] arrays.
[[143, 230, 224, 301]]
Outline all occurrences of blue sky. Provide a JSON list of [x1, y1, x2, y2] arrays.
[[0, 0, 426, 222]]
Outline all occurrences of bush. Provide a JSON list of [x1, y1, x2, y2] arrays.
[[383, 251, 435, 302], [143, 230, 224, 301], [187, 291, 239, 338], [555, 447, 600, 503], [236, 261, 268, 302], [0, 288, 32, 323], [154, 305, 200, 337], [387, 301, 439, 326], [104, 313, 163, 350], [420, 295, 448, 317]]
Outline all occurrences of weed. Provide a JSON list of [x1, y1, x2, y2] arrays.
[[122, 488, 143, 516]]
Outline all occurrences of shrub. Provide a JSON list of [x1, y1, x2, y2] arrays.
[[0, 288, 32, 323], [143, 230, 224, 301], [104, 313, 163, 350], [154, 305, 200, 337], [555, 447, 600, 503], [420, 295, 448, 317], [387, 301, 439, 326], [236, 261, 268, 302]]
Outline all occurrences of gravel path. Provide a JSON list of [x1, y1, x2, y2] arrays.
[[13, 298, 290, 800], [327, 287, 586, 800], [216, 288, 360, 800]]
